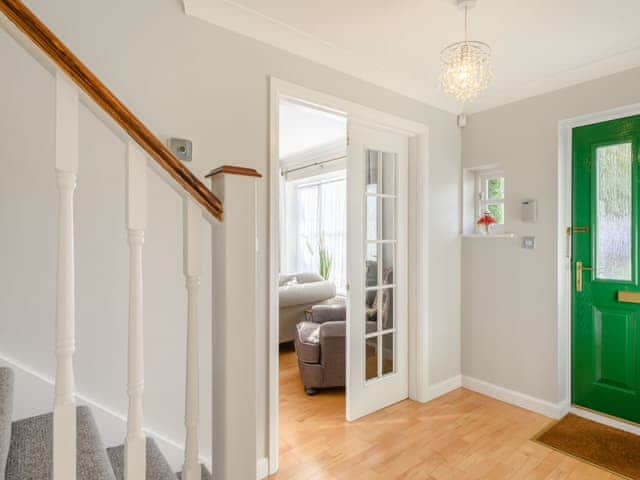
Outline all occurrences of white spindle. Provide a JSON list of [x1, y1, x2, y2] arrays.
[[53, 71, 79, 480], [125, 142, 147, 480], [182, 199, 202, 480]]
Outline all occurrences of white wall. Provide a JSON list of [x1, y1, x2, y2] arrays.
[[0, 0, 461, 469], [462, 66, 640, 405]]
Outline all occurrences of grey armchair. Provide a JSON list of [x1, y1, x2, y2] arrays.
[[293, 265, 393, 394], [278, 272, 336, 343], [294, 304, 347, 395]]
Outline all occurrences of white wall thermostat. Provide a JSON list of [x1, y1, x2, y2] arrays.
[[521, 199, 537, 223]]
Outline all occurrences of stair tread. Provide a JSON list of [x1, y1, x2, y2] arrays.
[[5, 405, 116, 480], [107, 437, 176, 480], [177, 464, 212, 480], [0, 367, 14, 479]]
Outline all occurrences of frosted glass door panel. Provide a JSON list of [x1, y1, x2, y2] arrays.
[[595, 142, 633, 281]]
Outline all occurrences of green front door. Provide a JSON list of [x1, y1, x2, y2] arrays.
[[573, 115, 640, 423]]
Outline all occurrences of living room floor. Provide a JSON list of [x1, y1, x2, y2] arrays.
[[271, 346, 621, 479]]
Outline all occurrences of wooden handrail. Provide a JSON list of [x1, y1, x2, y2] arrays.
[[0, 0, 224, 220]]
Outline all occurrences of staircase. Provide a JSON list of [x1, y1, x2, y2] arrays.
[[0, 0, 262, 478], [0, 368, 211, 479]]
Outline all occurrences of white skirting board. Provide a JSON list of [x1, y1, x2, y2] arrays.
[[461, 375, 566, 419], [421, 375, 462, 402], [257, 457, 269, 479], [0, 353, 212, 472]]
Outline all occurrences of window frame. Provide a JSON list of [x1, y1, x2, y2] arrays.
[[476, 171, 505, 233], [288, 170, 348, 294]]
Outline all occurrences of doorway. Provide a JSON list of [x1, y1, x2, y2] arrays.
[[571, 115, 640, 424], [268, 78, 430, 475]]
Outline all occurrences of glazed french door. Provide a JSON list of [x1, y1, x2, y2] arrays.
[[346, 121, 408, 421], [572, 115, 640, 423]]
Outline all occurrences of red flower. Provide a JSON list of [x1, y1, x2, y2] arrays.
[[477, 212, 496, 226]]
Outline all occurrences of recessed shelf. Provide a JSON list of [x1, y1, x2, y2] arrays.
[[461, 233, 515, 239]]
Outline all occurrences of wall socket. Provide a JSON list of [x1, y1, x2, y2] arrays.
[[522, 236, 536, 250], [168, 138, 192, 162]]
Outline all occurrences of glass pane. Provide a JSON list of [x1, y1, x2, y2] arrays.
[[382, 333, 394, 375], [365, 284, 378, 332], [366, 244, 377, 288], [380, 288, 394, 330], [487, 177, 504, 200], [366, 151, 379, 195], [595, 143, 632, 281], [486, 203, 504, 225], [380, 152, 396, 195], [366, 196, 377, 241], [380, 198, 396, 240], [365, 337, 378, 380], [381, 243, 394, 285]]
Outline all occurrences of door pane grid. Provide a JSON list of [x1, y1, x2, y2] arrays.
[[365, 327, 396, 339], [365, 284, 397, 291], [364, 149, 398, 382]]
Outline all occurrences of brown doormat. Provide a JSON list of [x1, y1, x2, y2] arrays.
[[534, 414, 640, 479]]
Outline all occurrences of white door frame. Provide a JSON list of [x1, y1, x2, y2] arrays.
[[268, 77, 430, 475], [557, 101, 640, 434]]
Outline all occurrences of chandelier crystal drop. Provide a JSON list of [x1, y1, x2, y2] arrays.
[[439, 0, 494, 103]]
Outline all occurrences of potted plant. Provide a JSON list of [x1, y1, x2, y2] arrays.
[[476, 211, 497, 235], [318, 234, 333, 280]]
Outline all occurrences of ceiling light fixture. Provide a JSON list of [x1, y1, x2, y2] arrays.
[[440, 0, 494, 103]]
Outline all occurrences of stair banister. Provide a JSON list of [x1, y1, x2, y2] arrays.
[[0, 1, 266, 478], [183, 199, 203, 480], [53, 70, 79, 480], [125, 142, 148, 480], [0, 0, 223, 221]]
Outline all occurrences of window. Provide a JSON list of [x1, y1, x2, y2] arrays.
[[285, 172, 347, 293], [477, 172, 505, 229]]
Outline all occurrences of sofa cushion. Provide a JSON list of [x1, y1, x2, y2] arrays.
[[310, 304, 346, 324], [279, 272, 323, 286], [279, 280, 336, 308], [294, 322, 321, 363]]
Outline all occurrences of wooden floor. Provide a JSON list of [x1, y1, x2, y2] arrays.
[[271, 347, 623, 479]]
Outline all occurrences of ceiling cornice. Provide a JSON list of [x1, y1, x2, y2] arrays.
[[183, 0, 460, 114], [184, 0, 640, 116]]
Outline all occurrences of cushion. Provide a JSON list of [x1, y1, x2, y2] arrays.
[[294, 322, 321, 364], [310, 304, 346, 324], [279, 280, 336, 308]]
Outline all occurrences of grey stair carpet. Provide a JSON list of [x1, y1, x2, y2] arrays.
[[5, 405, 116, 480], [107, 437, 176, 480], [177, 464, 212, 480], [0, 367, 14, 479]]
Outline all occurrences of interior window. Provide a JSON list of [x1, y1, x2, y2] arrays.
[[478, 173, 505, 228]]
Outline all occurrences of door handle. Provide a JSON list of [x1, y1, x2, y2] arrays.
[[576, 261, 593, 292]]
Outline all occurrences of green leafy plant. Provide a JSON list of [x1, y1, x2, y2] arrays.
[[318, 234, 333, 280]]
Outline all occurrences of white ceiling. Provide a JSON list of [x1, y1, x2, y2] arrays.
[[184, 0, 640, 114], [279, 99, 346, 163]]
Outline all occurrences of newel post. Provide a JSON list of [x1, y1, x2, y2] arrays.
[[207, 166, 261, 480]]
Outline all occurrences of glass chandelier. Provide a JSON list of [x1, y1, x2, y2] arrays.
[[440, 0, 494, 103]]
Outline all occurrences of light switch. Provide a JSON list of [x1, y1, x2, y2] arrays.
[[522, 236, 536, 250]]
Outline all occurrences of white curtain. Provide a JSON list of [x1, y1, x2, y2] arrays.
[[291, 174, 347, 293]]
